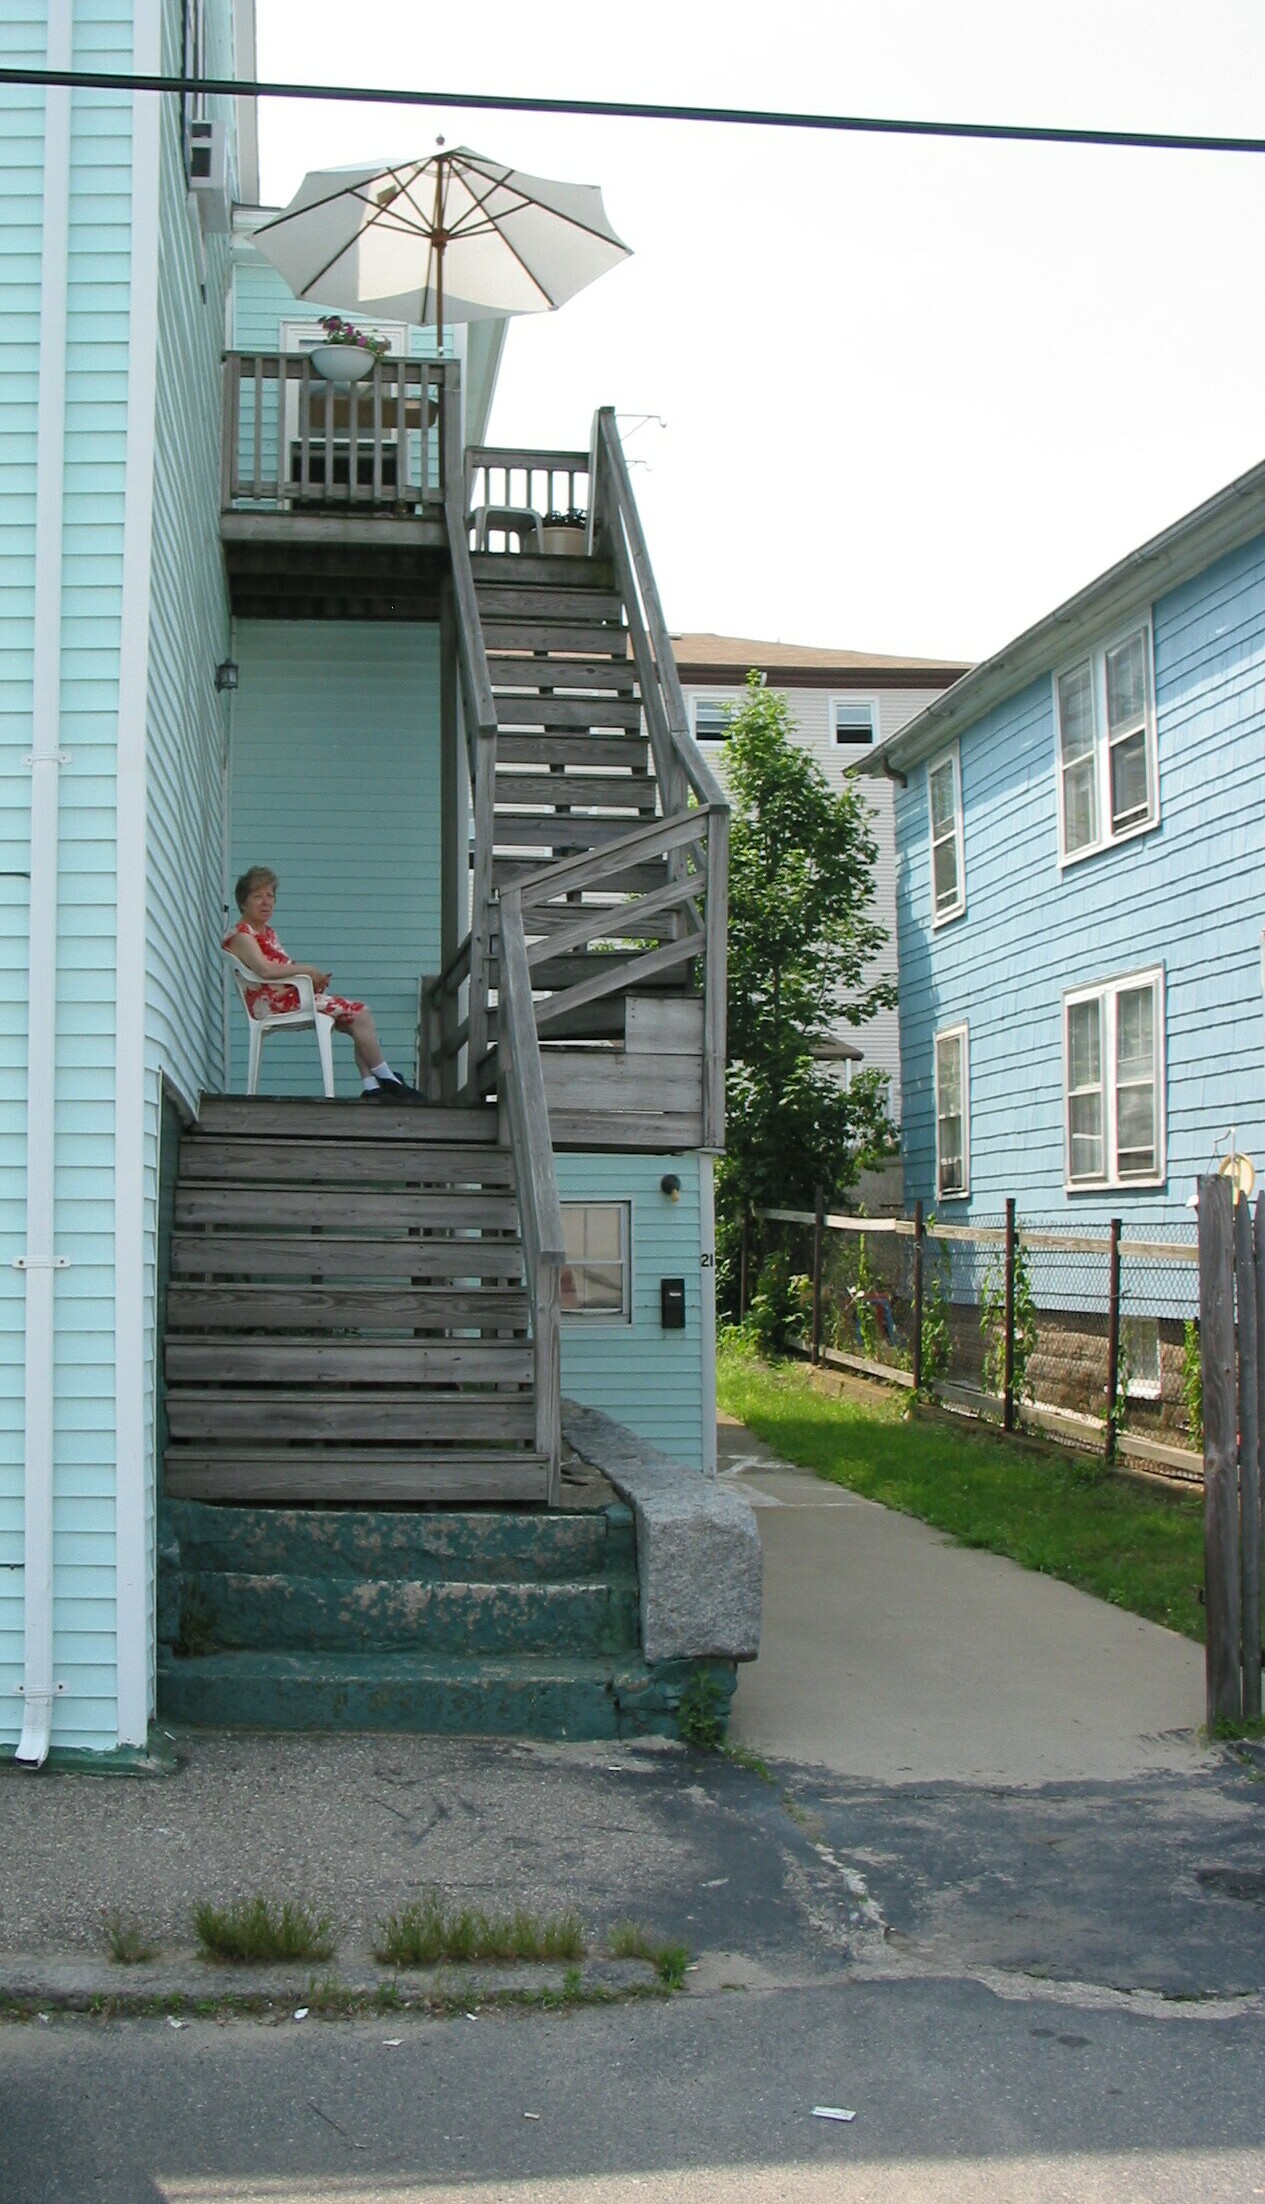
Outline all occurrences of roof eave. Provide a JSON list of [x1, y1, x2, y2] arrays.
[[857, 456, 1265, 778]]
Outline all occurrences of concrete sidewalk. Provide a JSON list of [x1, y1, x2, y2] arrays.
[[719, 1411, 1210, 1786]]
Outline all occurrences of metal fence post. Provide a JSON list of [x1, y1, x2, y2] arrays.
[[912, 1199, 925, 1393], [1003, 1197, 1017, 1433], [1238, 1191, 1262, 1720], [1199, 1172, 1242, 1726], [811, 1185, 824, 1365], [1105, 1216, 1123, 1469], [739, 1209, 750, 1322]]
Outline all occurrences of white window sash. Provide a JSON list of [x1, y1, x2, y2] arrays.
[[934, 1026, 969, 1199], [1063, 970, 1164, 1189], [928, 747, 965, 925], [1055, 623, 1158, 866], [830, 694, 879, 747], [560, 1202, 631, 1319]]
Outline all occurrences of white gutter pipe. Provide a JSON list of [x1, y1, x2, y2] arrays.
[[16, 7, 72, 1769]]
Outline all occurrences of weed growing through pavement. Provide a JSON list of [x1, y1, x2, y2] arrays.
[[192, 1897, 335, 1965], [675, 1671, 727, 1750], [607, 1921, 690, 1989], [103, 1912, 158, 1966], [373, 1895, 586, 1968]]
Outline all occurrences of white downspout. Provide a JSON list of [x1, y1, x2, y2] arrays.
[[699, 1155, 718, 1477], [16, 5, 72, 1769]]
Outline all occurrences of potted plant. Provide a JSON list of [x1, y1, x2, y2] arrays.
[[308, 314, 391, 385], [541, 507, 589, 556]]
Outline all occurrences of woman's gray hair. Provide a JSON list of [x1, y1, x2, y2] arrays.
[[234, 865, 278, 912]]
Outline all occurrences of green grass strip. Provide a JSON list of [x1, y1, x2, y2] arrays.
[[719, 1347, 1204, 1641], [192, 1897, 335, 1965], [374, 1896, 586, 1968]]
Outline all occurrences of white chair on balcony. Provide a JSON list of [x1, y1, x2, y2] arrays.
[[469, 503, 544, 553], [225, 956, 336, 1098]]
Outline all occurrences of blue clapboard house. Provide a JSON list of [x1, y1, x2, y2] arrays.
[[2, 2, 739, 1765], [859, 458, 1265, 1407]]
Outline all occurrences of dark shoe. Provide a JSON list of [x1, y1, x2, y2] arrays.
[[361, 1077, 427, 1106]]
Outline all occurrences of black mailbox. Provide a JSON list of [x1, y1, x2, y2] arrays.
[[660, 1278, 686, 1331]]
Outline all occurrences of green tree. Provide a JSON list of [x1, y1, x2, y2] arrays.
[[716, 674, 897, 1297]]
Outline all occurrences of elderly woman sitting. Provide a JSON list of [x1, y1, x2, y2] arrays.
[[224, 865, 424, 1104]]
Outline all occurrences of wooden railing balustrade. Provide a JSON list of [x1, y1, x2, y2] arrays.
[[497, 888, 566, 1506], [221, 352, 452, 511], [465, 446, 591, 543]]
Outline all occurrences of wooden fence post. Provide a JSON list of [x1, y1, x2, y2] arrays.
[[1003, 1197, 1017, 1433], [739, 1210, 750, 1322], [1105, 1217, 1123, 1469], [1239, 1192, 1263, 1720], [811, 1185, 824, 1366], [912, 1199, 925, 1394], [1199, 1172, 1242, 1726]]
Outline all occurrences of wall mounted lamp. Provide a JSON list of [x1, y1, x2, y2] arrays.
[[660, 1173, 682, 1203], [214, 660, 239, 693]]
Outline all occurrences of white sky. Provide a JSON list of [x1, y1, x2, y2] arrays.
[[254, 0, 1265, 663]]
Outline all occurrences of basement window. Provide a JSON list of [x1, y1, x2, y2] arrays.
[[560, 1203, 631, 1319]]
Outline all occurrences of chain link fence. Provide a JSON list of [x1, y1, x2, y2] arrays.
[[739, 1202, 1202, 1483]]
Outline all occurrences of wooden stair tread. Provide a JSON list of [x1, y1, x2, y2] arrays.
[[195, 1098, 497, 1142], [174, 1188, 520, 1231], [486, 654, 637, 691], [493, 695, 643, 730], [493, 771, 656, 810], [162, 1452, 550, 1504], [481, 621, 628, 654], [166, 1339, 534, 1384], [166, 1393, 538, 1440], [179, 1139, 515, 1187], [166, 1285, 530, 1330], [495, 733, 649, 768], [170, 1235, 526, 1281]]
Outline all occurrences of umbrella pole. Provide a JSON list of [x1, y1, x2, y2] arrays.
[[433, 153, 445, 356]]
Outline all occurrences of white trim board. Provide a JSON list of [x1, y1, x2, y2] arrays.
[[114, 0, 164, 1751]]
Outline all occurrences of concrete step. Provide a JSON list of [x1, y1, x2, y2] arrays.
[[156, 1647, 723, 1741], [178, 1569, 639, 1658], [163, 1497, 635, 1582]]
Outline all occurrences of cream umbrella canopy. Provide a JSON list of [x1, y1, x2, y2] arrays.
[[253, 146, 632, 340]]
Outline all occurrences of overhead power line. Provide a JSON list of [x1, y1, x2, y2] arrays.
[[1, 66, 1264, 157]]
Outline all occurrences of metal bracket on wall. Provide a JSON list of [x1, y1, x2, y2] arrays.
[[22, 753, 71, 769], [11, 1257, 70, 1271], [13, 1682, 66, 1696]]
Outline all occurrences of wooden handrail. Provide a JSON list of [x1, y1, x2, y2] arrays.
[[442, 388, 498, 1092], [591, 407, 728, 813], [512, 806, 712, 907], [498, 888, 566, 1505]]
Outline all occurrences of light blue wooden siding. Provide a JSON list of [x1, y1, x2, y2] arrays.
[[0, 12, 45, 1743], [897, 530, 1265, 1230], [556, 1153, 706, 1470], [139, 0, 238, 1710], [226, 623, 442, 1096]]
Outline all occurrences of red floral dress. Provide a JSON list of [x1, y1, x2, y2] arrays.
[[223, 921, 365, 1028]]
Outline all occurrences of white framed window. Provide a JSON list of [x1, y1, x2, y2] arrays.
[[1121, 1315, 1162, 1400], [1054, 622, 1158, 865], [927, 745, 965, 925], [690, 696, 733, 744], [934, 1025, 970, 1200], [1063, 968, 1165, 1189], [560, 1203, 631, 1319], [830, 695, 878, 748]]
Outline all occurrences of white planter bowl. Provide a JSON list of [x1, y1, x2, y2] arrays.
[[309, 345, 379, 385], [541, 526, 587, 556]]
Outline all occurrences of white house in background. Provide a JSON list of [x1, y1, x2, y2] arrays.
[[672, 635, 969, 1117]]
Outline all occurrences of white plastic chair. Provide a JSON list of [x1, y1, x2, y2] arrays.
[[225, 954, 336, 1097]]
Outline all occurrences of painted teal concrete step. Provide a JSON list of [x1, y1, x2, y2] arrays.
[[163, 1498, 635, 1584], [181, 1568, 639, 1658], [157, 1648, 736, 1741]]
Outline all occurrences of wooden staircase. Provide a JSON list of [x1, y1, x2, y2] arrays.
[[473, 549, 691, 1046], [162, 1096, 550, 1508]]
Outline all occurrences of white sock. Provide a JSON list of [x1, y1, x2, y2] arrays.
[[362, 1074, 381, 1092], [370, 1060, 399, 1084]]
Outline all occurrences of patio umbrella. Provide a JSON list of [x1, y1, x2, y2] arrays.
[[253, 146, 631, 339]]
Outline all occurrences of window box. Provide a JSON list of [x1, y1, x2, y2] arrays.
[[1063, 968, 1165, 1189], [928, 746, 965, 925], [1055, 623, 1158, 866], [934, 1024, 970, 1200]]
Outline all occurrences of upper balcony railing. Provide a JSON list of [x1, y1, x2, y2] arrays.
[[221, 352, 456, 514]]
